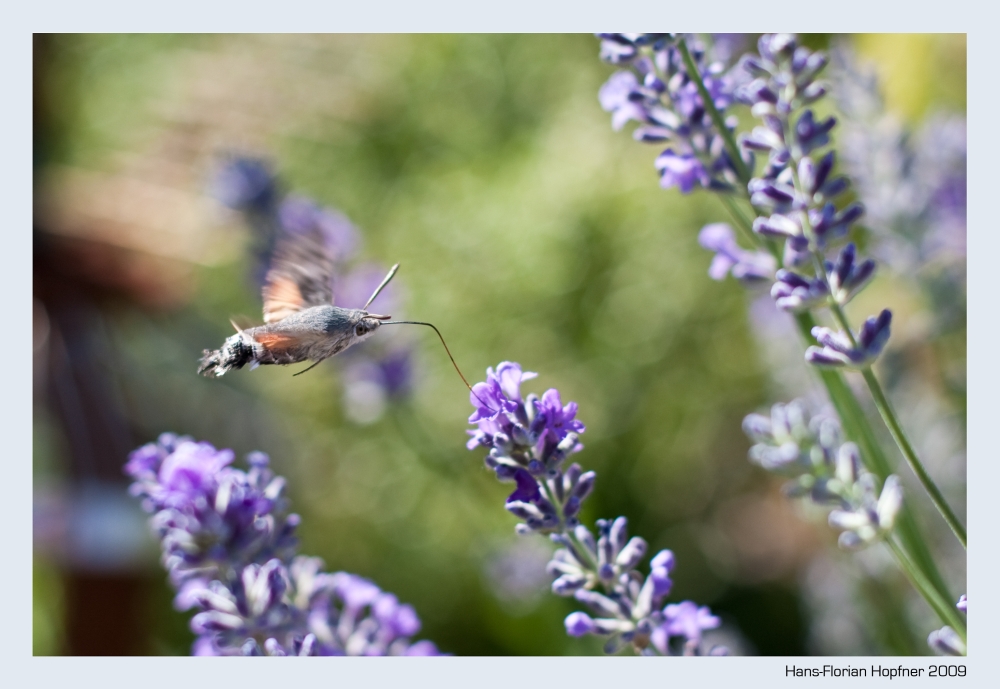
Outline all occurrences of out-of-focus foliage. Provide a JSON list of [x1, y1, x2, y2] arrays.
[[33, 34, 965, 656]]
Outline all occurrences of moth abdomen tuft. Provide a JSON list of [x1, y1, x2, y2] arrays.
[[197, 333, 259, 377]]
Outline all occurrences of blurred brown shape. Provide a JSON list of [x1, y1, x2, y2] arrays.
[[714, 487, 823, 584], [64, 574, 148, 655]]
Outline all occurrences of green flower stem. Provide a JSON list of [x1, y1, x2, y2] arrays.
[[886, 537, 966, 641], [863, 369, 967, 548], [676, 38, 750, 183]]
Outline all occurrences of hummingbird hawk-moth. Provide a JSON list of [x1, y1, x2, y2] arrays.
[[198, 227, 476, 392]]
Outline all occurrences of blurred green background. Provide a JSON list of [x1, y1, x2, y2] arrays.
[[32, 34, 966, 656]]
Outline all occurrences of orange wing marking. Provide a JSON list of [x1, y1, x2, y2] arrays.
[[253, 332, 299, 354], [262, 276, 304, 324]]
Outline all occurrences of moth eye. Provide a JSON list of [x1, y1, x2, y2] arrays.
[[355, 324, 366, 337]]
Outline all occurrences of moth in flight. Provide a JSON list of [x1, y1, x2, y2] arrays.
[[198, 229, 474, 392]]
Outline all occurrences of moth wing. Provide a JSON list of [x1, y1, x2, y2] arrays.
[[262, 229, 335, 324]]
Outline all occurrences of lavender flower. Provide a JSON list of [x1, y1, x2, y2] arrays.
[[743, 401, 902, 549], [466, 361, 583, 514], [467, 362, 726, 655], [732, 35, 904, 374], [827, 474, 902, 549], [831, 46, 967, 270], [278, 195, 360, 264], [596, 34, 751, 193], [213, 156, 278, 213], [598, 31, 966, 652], [805, 310, 892, 369], [126, 434, 440, 656]]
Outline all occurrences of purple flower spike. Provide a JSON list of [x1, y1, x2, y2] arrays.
[[596, 34, 745, 193], [467, 360, 723, 655], [126, 435, 440, 656], [957, 595, 967, 613], [698, 223, 776, 283]]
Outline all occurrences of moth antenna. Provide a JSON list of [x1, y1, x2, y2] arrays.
[[382, 320, 486, 405], [230, 319, 245, 334], [363, 263, 400, 311]]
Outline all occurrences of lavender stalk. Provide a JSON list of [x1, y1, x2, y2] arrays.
[[466, 362, 727, 655], [732, 34, 965, 548], [125, 434, 441, 655], [742, 400, 964, 637], [595, 31, 961, 641]]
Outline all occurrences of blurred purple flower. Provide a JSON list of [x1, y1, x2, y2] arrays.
[[125, 435, 440, 656], [334, 261, 399, 313], [661, 601, 721, 643], [213, 157, 278, 212], [279, 196, 360, 264], [698, 223, 777, 282]]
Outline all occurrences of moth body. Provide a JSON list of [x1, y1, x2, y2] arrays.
[[199, 222, 399, 377], [198, 306, 385, 377]]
